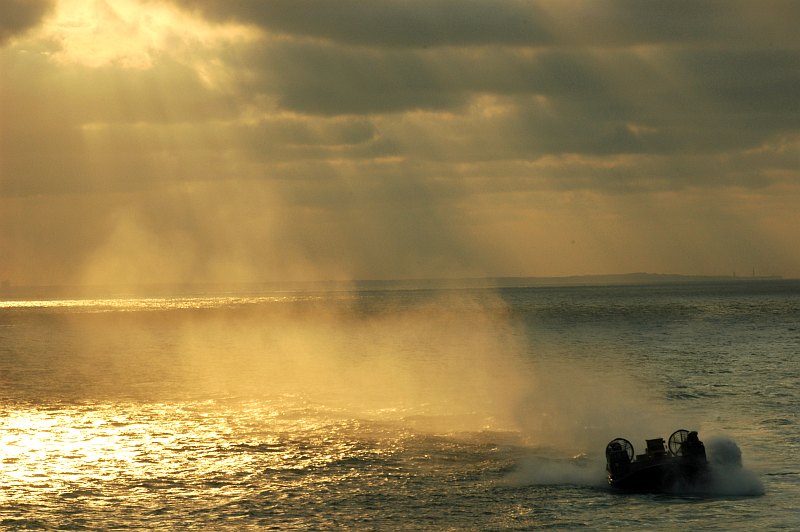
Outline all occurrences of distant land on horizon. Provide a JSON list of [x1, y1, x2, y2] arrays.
[[488, 272, 785, 287], [353, 272, 785, 291], [0, 272, 789, 300]]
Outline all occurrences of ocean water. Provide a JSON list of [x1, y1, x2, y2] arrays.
[[1, 280, 798, 530]]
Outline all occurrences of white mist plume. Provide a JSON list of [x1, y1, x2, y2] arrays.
[[705, 436, 765, 496], [510, 357, 695, 456], [59, 287, 695, 444], [166, 291, 535, 432], [172, 289, 691, 444]]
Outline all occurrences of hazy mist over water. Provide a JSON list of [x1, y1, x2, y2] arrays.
[[1, 280, 797, 529]]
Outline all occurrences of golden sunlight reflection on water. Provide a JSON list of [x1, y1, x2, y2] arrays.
[[0, 398, 417, 512]]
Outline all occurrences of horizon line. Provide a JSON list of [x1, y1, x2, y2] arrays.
[[0, 272, 790, 299]]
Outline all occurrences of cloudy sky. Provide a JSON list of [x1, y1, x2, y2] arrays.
[[1, 0, 798, 287]]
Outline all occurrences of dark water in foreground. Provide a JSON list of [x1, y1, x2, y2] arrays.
[[1, 280, 798, 529]]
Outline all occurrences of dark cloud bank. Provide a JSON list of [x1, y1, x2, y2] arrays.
[[0, 0, 54, 45]]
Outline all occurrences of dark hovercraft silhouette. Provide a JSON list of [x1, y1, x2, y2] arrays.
[[605, 429, 709, 492]]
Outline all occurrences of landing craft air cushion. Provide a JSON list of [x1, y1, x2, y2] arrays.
[[605, 429, 709, 492]]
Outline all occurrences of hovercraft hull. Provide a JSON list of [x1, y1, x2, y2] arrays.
[[608, 458, 708, 492], [605, 430, 709, 493]]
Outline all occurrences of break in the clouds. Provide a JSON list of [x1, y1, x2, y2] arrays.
[[1, 0, 799, 287]]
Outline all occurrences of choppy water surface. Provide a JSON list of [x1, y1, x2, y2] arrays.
[[1, 280, 798, 529]]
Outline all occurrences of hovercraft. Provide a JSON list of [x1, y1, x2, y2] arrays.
[[605, 429, 709, 492]]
